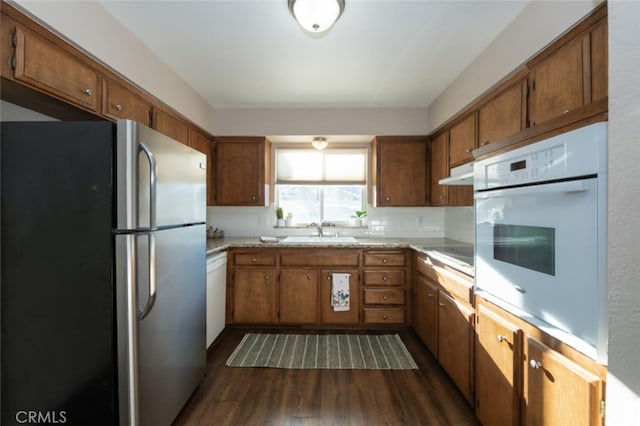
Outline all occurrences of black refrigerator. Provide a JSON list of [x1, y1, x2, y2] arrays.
[[1, 120, 207, 425]]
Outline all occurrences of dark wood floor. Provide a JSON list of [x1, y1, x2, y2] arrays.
[[173, 328, 480, 425]]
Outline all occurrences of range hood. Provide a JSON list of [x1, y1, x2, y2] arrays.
[[439, 163, 474, 186]]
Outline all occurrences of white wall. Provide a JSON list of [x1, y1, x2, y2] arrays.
[[606, 1, 640, 424], [10, 0, 215, 133], [427, 0, 602, 130]]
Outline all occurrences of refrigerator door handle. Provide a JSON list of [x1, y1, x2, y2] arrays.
[[138, 142, 157, 230], [138, 233, 157, 320]]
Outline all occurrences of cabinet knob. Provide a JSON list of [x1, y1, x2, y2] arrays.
[[264, 275, 270, 280], [427, 293, 434, 297], [480, 141, 489, 147], [497, 334, 507, 343], [383, 258, 388, 264], [82, 88, 93, 96], [114, 103, 123, 111], [251, 258, 257, 262], [383, 275, 388, 281], [438, 302, 445, 307], [385, 196, 391, 201], [465, 148, 472, 153], [529, 359, 542, 370], [383, 296, 388, 301], [307, 275, 312, 280], [251, 196, 256, 201], [383, 315, 388, 320], [563, 109, 570, 114]]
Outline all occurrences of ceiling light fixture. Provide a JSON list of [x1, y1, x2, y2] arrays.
[[312, 136, 328, 150], [288, 0, 345, 33]]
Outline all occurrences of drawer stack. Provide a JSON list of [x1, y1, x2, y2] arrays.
[[362, 250, 407, 324]]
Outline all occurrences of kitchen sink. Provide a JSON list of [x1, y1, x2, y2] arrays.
[[281, 236, 358, 244]]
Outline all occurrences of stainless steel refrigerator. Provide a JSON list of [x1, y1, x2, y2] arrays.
[[1, 120, 207, 425]]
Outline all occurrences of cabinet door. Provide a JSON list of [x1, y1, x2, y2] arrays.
[[232, 269, 276, 324], [524, 336, 603, 426], [279, 270, 319, 324], [153, 108, 189, 145], [478, 80, 526, 147], [429, 132, 448, 206], [437, 291, 474, 403], [529, 35, 587, 127], [377, 139, 428, 206], [215, 139, 265, 206], [321, 269, 360, 324], [413, 275, 438, 355], [475, 305, 522, 426], [188, 128, 212, 205], [590, 20, 608, 103], [102, 78, 151, 125], [13, 26, 98, 112], [449, 113, 477, 167]]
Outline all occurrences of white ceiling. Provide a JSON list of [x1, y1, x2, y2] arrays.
[[99, 0, 529, 110]]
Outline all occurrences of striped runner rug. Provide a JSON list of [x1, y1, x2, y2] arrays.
[[225, 333, 418, 370]]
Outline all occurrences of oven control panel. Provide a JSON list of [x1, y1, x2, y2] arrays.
[[474, 122, 607, 190]]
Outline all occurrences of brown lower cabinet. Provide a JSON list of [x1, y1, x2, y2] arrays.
[[413, 253, 475, 404], [279, 270, 319, 324], [320, 269, 360, 324], [475, 297, 606, 426], [231, 268, 277, 324]]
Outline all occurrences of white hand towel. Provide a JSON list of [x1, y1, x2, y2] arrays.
[[331, 273, 351, 312]]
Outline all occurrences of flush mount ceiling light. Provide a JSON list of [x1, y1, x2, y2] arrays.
[[288, 0, 345, 33], [312, 136, 328, 150]]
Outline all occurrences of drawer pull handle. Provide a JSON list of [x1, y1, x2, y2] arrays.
[[82, 88, 93, 96], [114, 103, 123, 111], [529, 359, 542, 370]]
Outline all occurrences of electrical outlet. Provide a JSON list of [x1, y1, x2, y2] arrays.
[[257, 217, 266, 227], [416, 216, 424, 227]]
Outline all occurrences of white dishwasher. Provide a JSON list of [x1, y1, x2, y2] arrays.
[[206, 251, 227, 348]]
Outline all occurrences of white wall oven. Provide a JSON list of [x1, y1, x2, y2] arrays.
[[474, 122, 607, 363]]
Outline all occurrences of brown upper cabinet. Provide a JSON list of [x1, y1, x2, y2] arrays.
[[102, 78, 152, 125], [372, 136, 429, 207], [429, 132, 448, 206], [590, 19, 608, 103], [478, 78, 527, 148], [188, 128, 213, 205], [152, 107, 189, 145], [528, 34, 587, 127], [213, 136, 270, 206], [9, 25, 99, 113], [449, 112, 477, 168]]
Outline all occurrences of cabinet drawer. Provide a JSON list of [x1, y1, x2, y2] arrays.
[[280, 250, 359, 267], [363, 270, 404, 286], [363, 251, 405, 267], [234, 252, 276, 266], [363, 308, 405, 324], [364, 288, 405, 305], [417, 256, 473, 305]]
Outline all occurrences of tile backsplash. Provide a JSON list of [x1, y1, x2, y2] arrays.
[[207, 205, 474, 243]]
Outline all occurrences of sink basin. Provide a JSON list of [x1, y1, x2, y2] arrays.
[[281, 236, 358, 244]]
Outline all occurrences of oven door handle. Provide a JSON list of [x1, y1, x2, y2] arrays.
[[475, 179, 590, 199]]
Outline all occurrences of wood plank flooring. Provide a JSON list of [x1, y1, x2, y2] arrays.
[[173, 328, 480, 425]]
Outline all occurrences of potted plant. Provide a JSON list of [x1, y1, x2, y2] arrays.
[[276, 207, 285, 228], [285, 212, 294, 227], [352, 210, 367, 227]]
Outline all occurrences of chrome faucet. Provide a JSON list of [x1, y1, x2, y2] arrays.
[[310, 222, 335, 237]]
